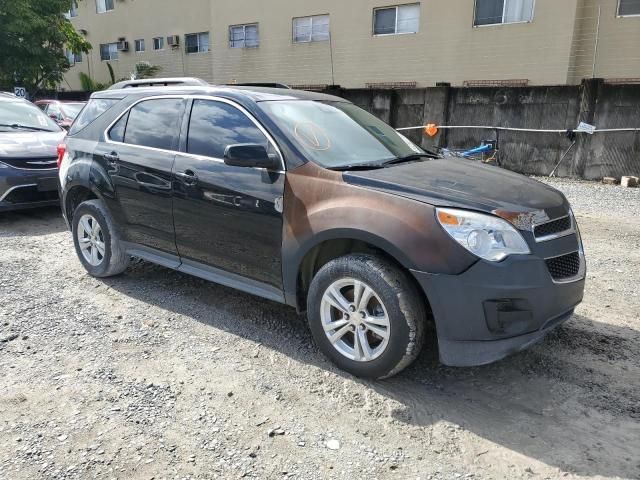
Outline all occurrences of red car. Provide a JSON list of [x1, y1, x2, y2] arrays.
[[35, 100, 86, 130]]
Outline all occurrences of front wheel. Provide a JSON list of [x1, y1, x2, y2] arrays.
[[307, 254, 426, 379]]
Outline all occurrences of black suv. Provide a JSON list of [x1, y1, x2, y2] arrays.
[[59, 79, 585, 379]]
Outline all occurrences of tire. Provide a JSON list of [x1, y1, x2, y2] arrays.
[[71, 199, 129, 278], [307, 253, 426, 379]]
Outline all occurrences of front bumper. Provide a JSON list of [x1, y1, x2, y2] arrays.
[[412, 253, 585, 367], [0, 164, 59, 212]]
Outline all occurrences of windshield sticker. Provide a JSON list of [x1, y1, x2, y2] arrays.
[[294, 122, 331, 151], [37, 115, 48, 127]]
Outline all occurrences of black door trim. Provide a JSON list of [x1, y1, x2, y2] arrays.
[[121, 242, 285, 304]]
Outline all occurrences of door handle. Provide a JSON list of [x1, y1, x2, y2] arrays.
[[104, 152, 119, 163], [175, 170, 198, 185]]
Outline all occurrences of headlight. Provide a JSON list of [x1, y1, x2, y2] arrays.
[[436, 208, 531, 262]]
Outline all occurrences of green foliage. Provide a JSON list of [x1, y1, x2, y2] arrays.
[[78, 71, 108, 92], [133, 62, 162, 80], [106, 62, 115, 84], [0, 0, 91, 94]]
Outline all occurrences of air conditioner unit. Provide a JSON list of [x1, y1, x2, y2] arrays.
[[167, 35, 180, 47], [117, 40, 129, 52]]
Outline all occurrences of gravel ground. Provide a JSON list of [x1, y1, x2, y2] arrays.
[[0, 178, 639, 480]]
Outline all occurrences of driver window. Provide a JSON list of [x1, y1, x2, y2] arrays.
[[187, 100, 272, 159]]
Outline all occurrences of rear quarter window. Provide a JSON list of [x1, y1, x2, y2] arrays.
[[69, 98, 120, 135]]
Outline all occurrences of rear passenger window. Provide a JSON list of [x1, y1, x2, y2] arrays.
[[187, 100, 268, 159], [124, 98, 183, 151]]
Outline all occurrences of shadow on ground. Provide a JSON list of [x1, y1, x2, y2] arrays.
[[100, 260, 640, 479]]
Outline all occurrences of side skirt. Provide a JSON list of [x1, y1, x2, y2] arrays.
[[121, 242, 285, 304]]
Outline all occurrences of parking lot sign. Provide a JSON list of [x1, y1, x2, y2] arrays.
[[14, 87, 27, 98]]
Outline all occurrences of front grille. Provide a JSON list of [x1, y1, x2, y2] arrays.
[[3, 186, 58, 204], [0, 157, 58, 170], [534, 216, 572, 239], [546, 252, 581, 281]]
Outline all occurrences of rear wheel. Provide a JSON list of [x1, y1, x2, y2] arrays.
[[307, 254, 426, 379], [72, 199, 129, 277]]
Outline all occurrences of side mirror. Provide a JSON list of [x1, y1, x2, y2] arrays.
[[224, 144, 280, 170], [49, 113, 59, 120]]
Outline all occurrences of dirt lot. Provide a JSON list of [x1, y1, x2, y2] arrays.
[[0, 178, 639, 480]]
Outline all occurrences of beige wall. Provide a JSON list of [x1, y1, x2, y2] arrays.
[[66, 0, 213, 90], [569, 0, 640, 83], [211, 0, 580, 88], [63, 0, 640, 91]]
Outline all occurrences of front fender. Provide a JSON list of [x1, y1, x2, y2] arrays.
[[281, 162, 477, 303]]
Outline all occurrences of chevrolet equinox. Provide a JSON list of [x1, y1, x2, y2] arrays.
[[59, 79, 586, 379]]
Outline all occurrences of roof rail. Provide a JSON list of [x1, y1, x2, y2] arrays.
[[226, 82, 291, 89], [108, 77, 209, 90]]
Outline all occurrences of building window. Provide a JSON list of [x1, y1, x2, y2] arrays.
[[185, 32, 210, 54], [96, 0, 114, 13], [135, 39, 145, 53], [99, 43, 118, 61], [229, 24, 259, 48], [66, 50, 82, 65], [373, 4, 420, 35], [293, 15, 330, 43], [474, 0, 534, 26], [66, 1, 79, 18], [618, 0, 640, 16], [152, 37, 164, 50]]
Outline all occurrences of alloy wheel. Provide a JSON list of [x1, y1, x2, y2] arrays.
[[77, 214, 105, 266], [320, 278, 390, 362]]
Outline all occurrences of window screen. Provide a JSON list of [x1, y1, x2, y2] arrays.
[[293, 15, 330, 42], [124, 99, 183, 150], [474, 0, 534, 25], [374, 5, 420, 35], [187, 100, 268, 159], [230, 24, 259, 48], [374, 8, 397, 34]]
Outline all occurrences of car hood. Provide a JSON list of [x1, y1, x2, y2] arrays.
[[0, 130, 66, 158], [343, 158, 568, 219]]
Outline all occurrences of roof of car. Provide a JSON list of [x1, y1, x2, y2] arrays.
[[91, 85, 348, 104]]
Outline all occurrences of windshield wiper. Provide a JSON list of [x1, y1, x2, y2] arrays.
[[327, 163, 386, 171], [380, 152, 439, 167], [0, 123, 54, 132]]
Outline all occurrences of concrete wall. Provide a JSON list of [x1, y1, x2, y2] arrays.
[[335, 81, 640, 179]]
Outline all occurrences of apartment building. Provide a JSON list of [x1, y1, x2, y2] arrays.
[[62, 0, 640, 91]]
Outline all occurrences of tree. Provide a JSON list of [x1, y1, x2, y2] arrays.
[[0, 0, 91, 95]]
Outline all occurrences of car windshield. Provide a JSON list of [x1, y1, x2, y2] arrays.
[[259, 100, 424, 169], [0, 100, 61, 132], [60, 103, 85, 119]]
